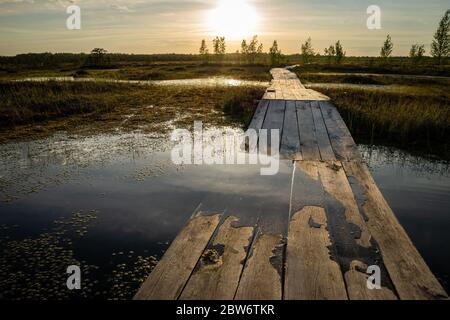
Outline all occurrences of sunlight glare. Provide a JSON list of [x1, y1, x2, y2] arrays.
[[207, 0, 259, 39]]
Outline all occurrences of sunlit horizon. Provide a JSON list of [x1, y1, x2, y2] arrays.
[[0, 0, 449, 56], [206, 0, 260, 40]]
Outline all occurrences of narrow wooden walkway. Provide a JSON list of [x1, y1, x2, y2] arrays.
[[135, 68, 448, 300]]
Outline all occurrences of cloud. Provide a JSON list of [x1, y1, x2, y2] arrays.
[[110, 4, 134, 12]]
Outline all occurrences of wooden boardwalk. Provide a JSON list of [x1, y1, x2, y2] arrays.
[[135, 68, 448, 300]]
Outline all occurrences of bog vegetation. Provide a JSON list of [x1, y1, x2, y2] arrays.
[[0, 9, 449, 156]]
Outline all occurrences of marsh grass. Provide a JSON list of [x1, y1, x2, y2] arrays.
[[321, 87, 450, 157], [299, 72, 450, 90], [0, 81, 130, 126], [0, 62, 272, 82], [0, 81, 265, 142], [292, 60, 450, 77], [218, 87, 263, 126]]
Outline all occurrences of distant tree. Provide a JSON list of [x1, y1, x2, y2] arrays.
[[213, 36, 226, 61], [324, 45, 335, 63], [87, 48, 109, 66], [409, 44, 426, 63], [334, 41, 346, 64], [380, 35, 394, 59], [247, 35, 261, 64], [219, 37, 226, 55], [199, 39, 209, 63], [257, 43, 264, 63], [241, 39, 248, 63], [269, 40, 282, 66], [301, 37, 315, 64], [431, 9, 450, 64], [240, 36, 263, 64]]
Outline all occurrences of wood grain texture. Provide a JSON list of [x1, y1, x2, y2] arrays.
[[134, 214, 221, 300], [180, 216, 254, 300], [296, 101, 321, 160], [310, 101, 336, 160], [345, 260, 397, 300], [234, 233, 284, 300], [285, 206, 348, 300], [317, 161, 371, 248], [317, 161, 399, 299], [280, 100, 302, 160], [248, 100, 269, 131], [319, 101, 361, 161], [342, 161, 448, 300], [261, 100, 285, 154]]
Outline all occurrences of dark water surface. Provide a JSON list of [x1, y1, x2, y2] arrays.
[[0, 131, 449, 299], [359, 145, 450, 292]]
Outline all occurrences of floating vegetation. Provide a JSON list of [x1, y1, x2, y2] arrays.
[[0, 131, 169, 203], [0, 211, 98, 300], [107, 254, 158, 300], [0, 210, 160, 300]]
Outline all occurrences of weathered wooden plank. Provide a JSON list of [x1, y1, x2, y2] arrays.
[[296, 101, 321, 160], [310, 101, 336, 160], [263, 99, 285, 130], [317, 161, 371, 248], [234, 233, 284, 300], [342, 161, 448, 300], [180, 216, 254, 300], [134, 213, 221, 300], [261, 100, 285, 155], [285, 206, 348, 300], [345, 260, 397, 300], [319, 101, 361, 161], [248, 100, 269, 131], [263, 91, 276, 100], [304, 89, 330, 101], [243, 99, 269, 153], [316, 161, 398, 300], [280, 101, 302, 160]]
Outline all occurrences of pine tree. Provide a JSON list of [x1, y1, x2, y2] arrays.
[[409, 44, 425, 63], [269, 40, 281, 66], [301, 37, 315, 64], [380, 35, 394, 59], [335, 41, 346, 64], [241, 40, 248, 63], [431, 10, 450, 64], [199, 39, 209, 63], [324, 45, 335, 63]]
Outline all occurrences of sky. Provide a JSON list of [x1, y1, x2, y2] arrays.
[[0, 0, 448, 56]]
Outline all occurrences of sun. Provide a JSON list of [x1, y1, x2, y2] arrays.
[[207, 0, 259, 40]]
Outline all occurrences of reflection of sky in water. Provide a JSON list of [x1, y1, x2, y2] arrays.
[[0, 129, 292, 299], [360, 144, 450, 291], [0, 132, 449, 295], [19, 77, 269, 88]]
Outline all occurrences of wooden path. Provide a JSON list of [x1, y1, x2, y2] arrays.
[[135, 68, 448, 300]]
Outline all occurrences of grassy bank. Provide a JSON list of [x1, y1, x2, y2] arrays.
[[292, 59, 450, 77], [319, 86, 450, 157], [0, 62, 272, 82], [299, 72, 450, 91], [0, 81, 265, 142]]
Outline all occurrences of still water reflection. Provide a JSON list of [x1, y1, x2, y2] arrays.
[[0, 132, 449, 298], [359, 145, 450, 292]]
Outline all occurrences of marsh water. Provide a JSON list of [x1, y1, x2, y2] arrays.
[[0, 79, 449, 299], [18, 76, 417, 95], [0, 127, 449, 299], [19, 76, 270, 88]]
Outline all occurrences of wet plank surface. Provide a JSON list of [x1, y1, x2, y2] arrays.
[[135, 68, 448, 300], [134, 213, 221, 300]]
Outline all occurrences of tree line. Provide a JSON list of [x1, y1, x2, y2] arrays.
[[199, 9, 450, 66], [1, 10, 448, 68]]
